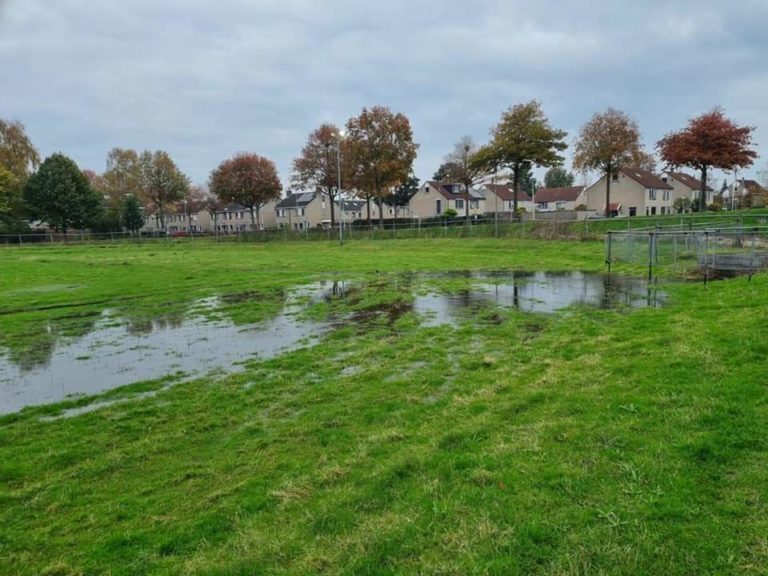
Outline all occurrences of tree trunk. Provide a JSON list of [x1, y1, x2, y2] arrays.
[[513, 168, 520, 219], [464, 183, 470, 225], [328, 187, 336, 226], [366, 196, 372, 227], [250, 206, 256, 232], [158, 201, 165, 231], [377, 192, 384, 230], [700, 165, 708, 211], [604, 167, 612, 218]]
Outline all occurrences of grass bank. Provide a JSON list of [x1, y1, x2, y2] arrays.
[[1, 238, 767, 575]]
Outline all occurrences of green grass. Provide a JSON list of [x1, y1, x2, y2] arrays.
[[1, 238, 768, 575]]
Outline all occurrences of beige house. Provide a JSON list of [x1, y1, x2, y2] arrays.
[[208, 201, 278, 232], [584, 168, 673, 217], [661, 172, 714, 207], [725, 179, 766, 208], [479, 184, 532, 214], [275, 192, 325, 230], [409, 181, 484, 218], [533, 186, 585, 212], [274, 191, 371, 229], [144, 207, 207, 234]]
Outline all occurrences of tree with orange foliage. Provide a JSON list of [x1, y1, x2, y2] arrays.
[[292, 123, 346, 226], [209, 153, 282, 231], [657, 108, 757, 211], [573, 108, 645, 218], [345, 106, 418, 228]]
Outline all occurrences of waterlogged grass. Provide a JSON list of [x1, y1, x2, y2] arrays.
[[1, 239, 768, 574]]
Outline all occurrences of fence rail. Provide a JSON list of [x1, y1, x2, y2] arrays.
[[0, 216, 585, 246], [4, 212, 768, 247]]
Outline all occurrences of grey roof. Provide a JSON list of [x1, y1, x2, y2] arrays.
[[276, 192, 317, 209], [338, 200, 366, 210], [425, 181, 484, 200]]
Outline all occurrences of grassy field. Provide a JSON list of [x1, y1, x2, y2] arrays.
[[1, 238, 767, 575]]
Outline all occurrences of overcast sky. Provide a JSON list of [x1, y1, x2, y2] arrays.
[[1, 0, 766, 189]]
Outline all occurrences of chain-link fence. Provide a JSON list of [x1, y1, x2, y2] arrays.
[[606, 226, 768, 282], [0, 215, 587, 246]]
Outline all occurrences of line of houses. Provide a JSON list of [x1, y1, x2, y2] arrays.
[[146, 170, 766, 233]]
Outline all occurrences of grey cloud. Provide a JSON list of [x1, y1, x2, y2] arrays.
[[0, 0, 765, 186]]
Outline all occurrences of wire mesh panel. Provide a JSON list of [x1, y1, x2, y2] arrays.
[[607, 227, 768, 279]]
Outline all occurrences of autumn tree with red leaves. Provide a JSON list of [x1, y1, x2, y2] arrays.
[[573, 108, 645, 218], [345, 106, 418, 228], [657, 108, 757, 211], [292, 123, 347, 226], [209, 153, 282, 231]]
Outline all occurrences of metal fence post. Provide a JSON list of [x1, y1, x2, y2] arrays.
[[606, 231, 612, 273], [704, 231, 709, 286], [648, 231, 654, 283]]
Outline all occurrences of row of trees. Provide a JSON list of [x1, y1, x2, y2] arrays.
[[0, 103, 759, 233], [429, 104, 757, 222]]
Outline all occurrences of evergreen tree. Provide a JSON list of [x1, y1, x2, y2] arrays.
[[543, 166, 576, 188], [23, 153, 103, 233], [122, 194, 145, 233]]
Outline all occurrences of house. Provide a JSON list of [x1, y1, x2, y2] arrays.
[[584, 167, 673, 217], [339, 199, 367, 222], [725, 179, 766, 208], [661, 172, 714, 207], [209, 201, 278, 232], [478, 183, 532, 214], [533, 186, 585, 212], [408, 181, 485, 218], [275, 192, 324, 230], [144, 207, 207, 233]]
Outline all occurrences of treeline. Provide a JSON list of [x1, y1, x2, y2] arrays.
[[0, 103, 759, 233]]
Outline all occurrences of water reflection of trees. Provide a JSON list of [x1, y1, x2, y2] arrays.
[[125, 312, 185, 336], [1, 312, 101, 371]]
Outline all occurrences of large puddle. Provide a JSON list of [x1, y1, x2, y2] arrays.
[[0, 271, 663, 414], [414, 270, 661, 325]]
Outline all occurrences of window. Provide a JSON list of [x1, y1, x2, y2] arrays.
[[651, 207, 657, 215], [629, 207, 637, 217], [649, 189, 656, 200], [611, 172, 619, 182], [455, 199, 464, 209], [663, 190, 670, 201], [298, 208, 305, 216], [470, 200, 478, 209]]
